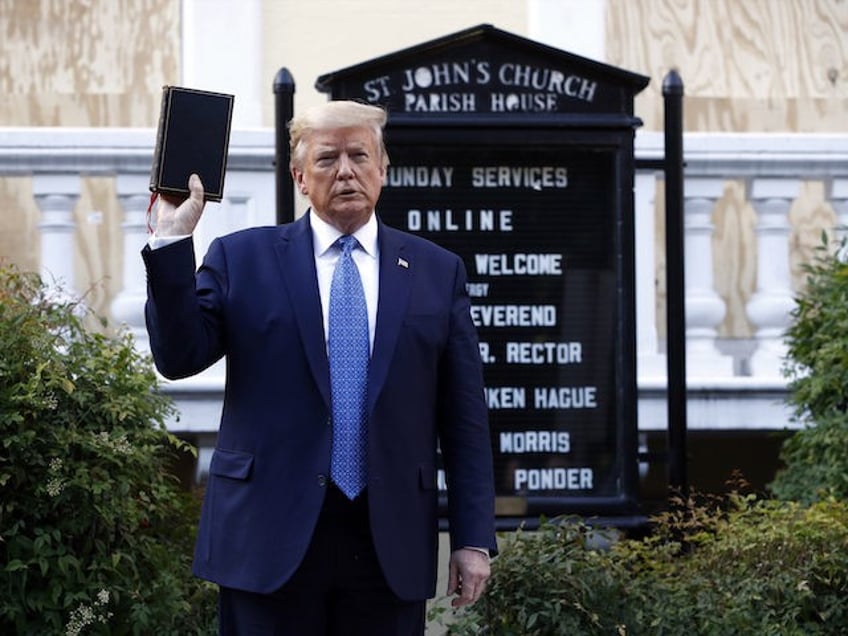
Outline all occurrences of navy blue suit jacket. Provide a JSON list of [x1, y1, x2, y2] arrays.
[[142, 212, 496, 601]]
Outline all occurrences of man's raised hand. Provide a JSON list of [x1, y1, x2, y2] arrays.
[[155, 173, 206, 237]]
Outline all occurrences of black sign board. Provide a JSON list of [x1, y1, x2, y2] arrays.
[[316, 24, 649, 522]]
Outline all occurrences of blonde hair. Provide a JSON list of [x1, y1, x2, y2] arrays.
[[288, 100, 389, 170]]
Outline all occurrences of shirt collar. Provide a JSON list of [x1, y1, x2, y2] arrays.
[[311, 210, 378, 259]]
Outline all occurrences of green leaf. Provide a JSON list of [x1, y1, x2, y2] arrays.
[[5, 559, 28, 572]]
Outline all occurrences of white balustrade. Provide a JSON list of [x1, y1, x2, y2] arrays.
[[746, 177, 801, 379], [684, 177, 732, 377], [4, 129, 848, 432], [32, 174, 80, 290]]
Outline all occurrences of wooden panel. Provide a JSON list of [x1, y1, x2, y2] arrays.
[[636, 96, 848, 134], [0, 0, 180, 127], [789, 181, 838, 292], [607, 0, 846, 339], [0, 177, 39, 273], [712, 181, 758, 338], [607, 0, 848, 133], [73, 177, 125, 320]]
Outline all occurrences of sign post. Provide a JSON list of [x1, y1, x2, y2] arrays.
[[316, 24, 650, 525]]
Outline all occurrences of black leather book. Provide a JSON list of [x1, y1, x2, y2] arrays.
[[149, 86, 234, 202]]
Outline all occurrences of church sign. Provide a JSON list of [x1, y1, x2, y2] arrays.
[[316, 24, 650, 523], [364, 58, 599, 114]]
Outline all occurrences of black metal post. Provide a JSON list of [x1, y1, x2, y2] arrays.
[[663, 69, 688, 496], [273, 67, 295, 224]]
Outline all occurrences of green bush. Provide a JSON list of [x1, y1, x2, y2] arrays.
[[438, 494, 848, 635], [615, 495, 848, 635], [782, 233, 848, 423], [436, 519, 623, 635], [0, 266, 216, 635], [769, 412, 848, 503], [768, 233, 848, 503]]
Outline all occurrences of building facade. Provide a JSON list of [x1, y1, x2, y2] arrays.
[[1, 0, 847, 497]]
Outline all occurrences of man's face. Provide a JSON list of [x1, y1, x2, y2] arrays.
[[292, 125, 386, 234]]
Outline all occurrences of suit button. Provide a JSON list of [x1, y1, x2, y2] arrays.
[[317, 474, 327, 487]]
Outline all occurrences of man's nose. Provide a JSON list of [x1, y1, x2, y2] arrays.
[[336, 155, 355, 178]]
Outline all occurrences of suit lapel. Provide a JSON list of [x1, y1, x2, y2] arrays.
[[275, 213, 331, 408], [273, 216, 412, 414], [368, 222, 412, 413]]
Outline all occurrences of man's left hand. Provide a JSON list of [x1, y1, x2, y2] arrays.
[[447, 548, 490, 608]]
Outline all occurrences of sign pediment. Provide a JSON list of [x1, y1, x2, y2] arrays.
[[315, 24, 649, 122]]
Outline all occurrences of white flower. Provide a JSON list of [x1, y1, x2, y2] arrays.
[[46, 477, 65, 497], [65, 589, 111, 635], [46, 457, 65, 497], [94, 431, 132, 455], [43, 392, 59, 410]]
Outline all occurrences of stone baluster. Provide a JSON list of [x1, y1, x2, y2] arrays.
[[111, 175, 153, 352], [826, 176, 848, 248], [32, 174, 80, 292], [684, 177, 732, 377], [746, 177, 801, 379]]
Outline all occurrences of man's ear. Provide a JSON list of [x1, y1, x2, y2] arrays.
[[291, 168, 308, 195]]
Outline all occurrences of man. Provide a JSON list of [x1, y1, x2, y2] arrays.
[[142, 100, 497, 634]]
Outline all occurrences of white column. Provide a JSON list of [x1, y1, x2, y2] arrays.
[[182, 0, 263, 127], [746, 177, 801, 379], [527, 0, 607, 60], [635, 171, 665, 380], [684, 177, 732, 377], [32, 174, 80, 291], [111, 174, 153, 352]]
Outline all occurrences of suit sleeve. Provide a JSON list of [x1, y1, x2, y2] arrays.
[[437, 255, 498, 556], [141, 237, 228, 380]]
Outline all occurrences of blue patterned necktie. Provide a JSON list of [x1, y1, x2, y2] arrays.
[[328, 235, 369, 499]]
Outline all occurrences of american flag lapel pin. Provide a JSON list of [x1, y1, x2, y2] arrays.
[[397, 257, 409, 269]]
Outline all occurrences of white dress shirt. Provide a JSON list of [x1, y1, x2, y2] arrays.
[[310, 211, 379, 354]]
